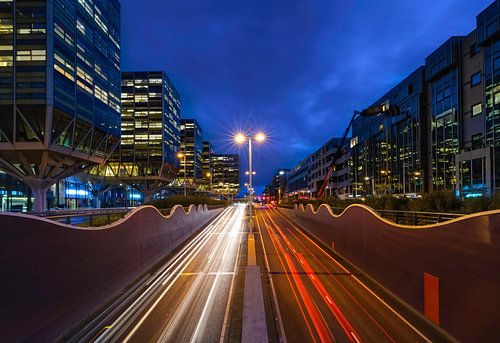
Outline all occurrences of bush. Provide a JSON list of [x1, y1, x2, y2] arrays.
[[147, 195, 226, 209]]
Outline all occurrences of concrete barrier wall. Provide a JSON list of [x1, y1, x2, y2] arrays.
[[282, 204, 500, 342], [0, 205, 223, 343]]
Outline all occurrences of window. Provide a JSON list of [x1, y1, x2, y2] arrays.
[[408, 83, 414, 95], [495, 57, 500, 71], [472, 133, 483, 149], [472, 103, 482, 117], [471, 72, 481, 87], [16, 49, 46, 61], [470, 43, 480, 58]]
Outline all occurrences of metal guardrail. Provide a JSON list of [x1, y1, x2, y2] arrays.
[[36, 205, 226, 227], [278, 204, 465, 225], [40, 208, 133, 227], [328, 207, 464, 225]]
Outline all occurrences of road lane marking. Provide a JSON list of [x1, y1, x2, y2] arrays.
[[158, 206, 242, 342], [263, 212, 334, 343], [220, 206, 244, 343], [256, 210, 288, 343], [94, 207, 233, 342], [260, 212, 319, 343], [271, 210, 397, 342], [274, 209, 432, 343], [115, 207, 235, 342], [266, 211, 360, 343]]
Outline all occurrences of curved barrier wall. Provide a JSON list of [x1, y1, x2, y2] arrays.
[[282, 204, 500, 342], [0, 205, 223, 343]]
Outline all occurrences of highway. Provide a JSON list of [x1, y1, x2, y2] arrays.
[[256, 208, 439, 343], [82, 205, 245, 343]]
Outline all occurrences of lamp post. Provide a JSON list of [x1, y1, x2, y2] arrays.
[[206, 172, 212, 192], [364, 176, 375, 196], [235, 131, 266, 235], [177, 152, 187, 196]]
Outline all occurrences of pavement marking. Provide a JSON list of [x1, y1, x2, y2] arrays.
[[180, 272, 235, 276], [275, 209, 433, 343], [256, 210, 288, 343]]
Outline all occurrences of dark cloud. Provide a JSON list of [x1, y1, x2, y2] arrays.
[[122, 0, 492, 194]]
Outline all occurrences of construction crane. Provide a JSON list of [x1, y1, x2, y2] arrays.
[[316, 104, 402, 199]]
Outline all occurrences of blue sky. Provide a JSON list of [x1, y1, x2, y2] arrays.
[[121, 0, 493, 194]]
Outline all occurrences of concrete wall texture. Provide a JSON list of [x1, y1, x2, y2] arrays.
[[0, 205, 223, 343], [283, 204, 500, 342]]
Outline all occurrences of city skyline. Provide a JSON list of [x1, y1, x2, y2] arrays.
[[121, 0, 492, 193]]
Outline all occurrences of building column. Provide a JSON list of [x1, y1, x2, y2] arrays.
[[142, 191, 155, 204], [30, 185, 50, 212]]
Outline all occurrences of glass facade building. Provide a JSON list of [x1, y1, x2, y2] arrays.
[[202, 140, 214, 189], [425, 37, 462, 191], [0, 0, 121, 211], [97, 71, 180, 202], [180, 119, 203, 185], [211, 154, 240, 195], [478, 0, 500, 194], [351, 68, 426, 196], [265, 1, 500, 199]]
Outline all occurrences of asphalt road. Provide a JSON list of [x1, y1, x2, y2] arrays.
[[255, 208, 440, 343], [86, 204, 245, 343]]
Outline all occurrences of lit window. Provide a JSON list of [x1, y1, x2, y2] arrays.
[[0, 20, 13, 34], [16, 50, 46, 61], [0, 55, 13, 67], [94, 84, 108, 104], [472, 103, 482, 117], [76, 19, 86, 35], [78, 0, 94, 16]]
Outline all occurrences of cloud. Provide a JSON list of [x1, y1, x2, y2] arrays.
[[122, 0, 493, 191]]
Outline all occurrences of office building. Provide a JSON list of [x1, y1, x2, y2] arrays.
[[287, 156, 311, 198], [0, 0, 121, 211], [351, 68, 426, 197], [308, 138, 352, 197], [211, 154, 240, 195], [455, 30, 491, 198], [476, 1, 500, 195], [98, 71, 181, 202], [180, 119, 203, 186], [269, 169, 290, 201], [264, 1, 500, 199], [202, 141, 214, 190]]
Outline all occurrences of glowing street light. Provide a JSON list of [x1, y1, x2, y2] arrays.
[[206, 172, 212, 192], [234, 132, 246, 144], [234, 130, 267, 235], [255, 132, 266, 143]]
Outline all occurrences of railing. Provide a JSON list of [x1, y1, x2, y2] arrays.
[[329, 207, 464, 225], [36, 205, 227, 227], [38, 208, 133, 227], [278, 204, 465, 225]]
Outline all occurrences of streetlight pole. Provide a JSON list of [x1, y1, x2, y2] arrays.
[[183, 154, 187, 196], [235, 131, 265, 236], [248, 137, 253, 235], [177, 152, 187, 196]]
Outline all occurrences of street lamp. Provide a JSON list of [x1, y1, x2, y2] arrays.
[[206, 172, 212, 192], [234, 131, 266, 235], [177, 152, 187, 196], [364, 176, 375, 196]]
